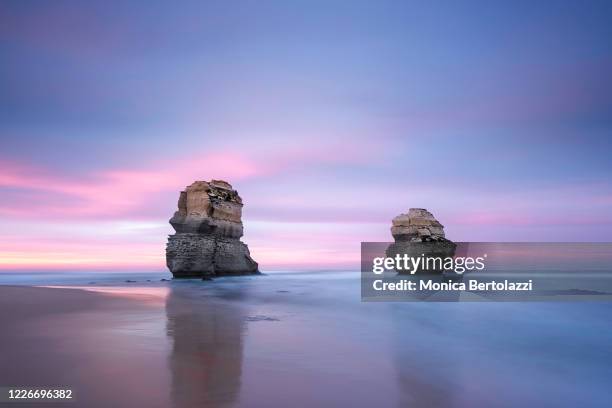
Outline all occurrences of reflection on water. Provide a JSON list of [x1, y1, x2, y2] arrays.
[[165, 286, 246, 407], [0, 285, 172, 408], [391, 305, 460, 408], [41, 285, 170, 305], [3, 272, 612, 407]]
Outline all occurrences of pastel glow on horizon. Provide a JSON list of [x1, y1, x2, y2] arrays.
[[1, 1, 611, 271]]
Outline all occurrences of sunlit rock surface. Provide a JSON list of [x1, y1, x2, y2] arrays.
[[386, 208, 456, 274], [166, 180, 259, 278], [391, 208, 448, 242]]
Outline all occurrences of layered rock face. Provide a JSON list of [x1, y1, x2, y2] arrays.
[[166, 180, 259, 278], [391, 208, 448, 242], [386, 208, 456, 274]]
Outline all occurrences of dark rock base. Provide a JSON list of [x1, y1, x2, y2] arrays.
[[166, 233, 259, 278], [386, 241, 457, 274]]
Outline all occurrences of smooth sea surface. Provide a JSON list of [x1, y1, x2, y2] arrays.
[[1, 271, 611, 407]]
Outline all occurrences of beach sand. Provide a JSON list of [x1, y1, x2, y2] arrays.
[[1, 273, 611, 407], [0, 285, 171, 407]]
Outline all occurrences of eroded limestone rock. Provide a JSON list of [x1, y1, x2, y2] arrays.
[[166, 180, 259, 278], [387, 208, 456, 274], [391, 208, 448, 242]]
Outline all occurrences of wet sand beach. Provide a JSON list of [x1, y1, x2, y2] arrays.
[[1, 272, 611, 408], [0, 285, 171, 408]]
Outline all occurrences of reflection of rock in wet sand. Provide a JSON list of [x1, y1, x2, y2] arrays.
[[390, 307, 459, 408], [166, 287, 245, 407]]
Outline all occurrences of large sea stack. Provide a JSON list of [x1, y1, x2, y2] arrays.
[[386, 208, 456, 274], [166, 180, 259, 278]]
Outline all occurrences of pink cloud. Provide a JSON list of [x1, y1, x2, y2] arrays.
[[0, 152, 265, 218], [0, 137, 379, 221], [0, 142, 383, 270]]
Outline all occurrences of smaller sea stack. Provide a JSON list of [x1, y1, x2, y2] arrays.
[[386, 208, 456, 274]]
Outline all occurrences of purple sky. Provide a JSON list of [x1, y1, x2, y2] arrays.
[[1, 1, 611, 271]]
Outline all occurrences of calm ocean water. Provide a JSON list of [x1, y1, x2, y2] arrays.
[[1, 271, 611, 407]]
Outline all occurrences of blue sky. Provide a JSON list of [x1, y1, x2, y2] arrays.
[[1, 1, 611, 270]]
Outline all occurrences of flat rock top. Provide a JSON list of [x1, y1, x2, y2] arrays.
[[169, 180, 245, 234], [392, 208, 442, 227], [391, 208, 449, 241], [185, 180, 242, 205]]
